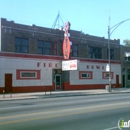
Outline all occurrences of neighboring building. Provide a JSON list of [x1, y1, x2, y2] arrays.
[[120, 45, 130, 87], [0, 18, 121, 93]]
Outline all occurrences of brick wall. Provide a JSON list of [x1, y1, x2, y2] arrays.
[[1, 18, 120, 60]]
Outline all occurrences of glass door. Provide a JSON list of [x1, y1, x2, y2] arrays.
[[54, 74, 61, 90]]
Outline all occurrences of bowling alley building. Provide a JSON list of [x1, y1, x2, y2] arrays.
[[0, 18, 123, 93]]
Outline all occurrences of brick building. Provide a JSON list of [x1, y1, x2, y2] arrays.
[[0, 18, 122, 93], [120, 45, 130, 87]]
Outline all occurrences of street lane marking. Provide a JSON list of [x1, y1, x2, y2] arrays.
[[0, 106, 24, 110], [0, 102, 130, 125], [103, 126, 118, 130], [0, 98, 111, 110], [1, 96, 130, 110], [0, 101, 130, 120]]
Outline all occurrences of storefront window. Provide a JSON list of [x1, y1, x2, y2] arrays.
[[21, 72, 36, 78], [16, 70, 40, 80], [102, 72, 114, 79], [79, 71, 93, 79], [82, 73, 90, 78]]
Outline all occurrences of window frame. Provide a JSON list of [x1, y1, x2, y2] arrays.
[[88, 46, 102, 59], [79, 71, 93, 79], [20, 72, 37, 78], [37, 40, 55, 55], [15, 37, 29, 53], [16, 70, 41, 80], [52, 42, 57, 55], [102, 72, 114, 79], [72, 44, 78, 57], [107, 48, 114, 60]]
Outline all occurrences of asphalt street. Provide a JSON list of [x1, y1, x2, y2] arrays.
[[0, 93, 130, 130]]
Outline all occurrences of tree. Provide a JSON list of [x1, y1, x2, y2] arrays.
[[123, 39, 130, 46]]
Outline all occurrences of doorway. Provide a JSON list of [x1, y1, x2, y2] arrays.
[[54, 74, 61, 90], [5, 74, 12, 93], [116, 75, 119, 87], [53, 69, 62, 91]]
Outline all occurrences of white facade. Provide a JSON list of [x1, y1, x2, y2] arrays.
[[0, 56, 61, 88], [70, 62, 121, 85], [0, 53, 121, 93]]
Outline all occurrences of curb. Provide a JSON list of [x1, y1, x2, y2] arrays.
[[0, 91, 130, 101], [40, 91, 130, 98]]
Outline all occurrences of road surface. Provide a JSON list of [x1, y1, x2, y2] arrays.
[[0, 93, 130, 130]]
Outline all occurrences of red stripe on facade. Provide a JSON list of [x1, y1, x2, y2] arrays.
[[0, 52, 63, 61], [0, 83, 121, 94], [0, 83, 55, 94], [12, 86, 55, 93], [0, 52, 121, 64], [63, 82, 121, 90]]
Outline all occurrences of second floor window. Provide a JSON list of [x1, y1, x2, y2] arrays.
[[125, 57, 130, 61], [124, 52, 130, 61], [107, 49, 114, 60], [88, 46, 102, 59], [72, 44, 78, 57], [37, 40, 52, 55], [52, 42, 57, 55], [15, 37, 29, 53]]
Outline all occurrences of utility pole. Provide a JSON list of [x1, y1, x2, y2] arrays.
[[108, 18, 130, 92]]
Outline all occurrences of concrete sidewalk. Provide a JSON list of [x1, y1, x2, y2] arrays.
[[0, 88, 130, 101]]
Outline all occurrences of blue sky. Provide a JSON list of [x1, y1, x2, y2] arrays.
[[0, 0, 130, 44]]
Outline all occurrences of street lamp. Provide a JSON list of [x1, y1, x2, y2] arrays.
[[108, 18, 130, 92]]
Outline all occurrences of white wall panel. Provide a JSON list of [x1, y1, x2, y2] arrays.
[[70, 61, 121, 85], [13, 80, 19, 86], [16, 61, 23, 69], [13, 80, 23, 87], [3, 69, 13, 74], [0, 70, 4, 80], [12, 70, 16, 80], [0, 59, 5, 69], [46, 80, 52, 86], [70, 71, 79, 80], [21, 80, 27, 86], [0, 80, 4, 87], [41, 70, 52, 80]]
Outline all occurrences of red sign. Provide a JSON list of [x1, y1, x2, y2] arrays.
[[63, 36, 71, 59], [63, 21, 71, 60]]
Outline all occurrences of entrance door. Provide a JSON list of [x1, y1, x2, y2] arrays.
[[116, 75, 119, 87], [5, 74, 12, 93], [122, 75, 125, 87], [54, 74, 61, 90]]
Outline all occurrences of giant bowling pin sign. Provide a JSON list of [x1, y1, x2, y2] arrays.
[[63, 21, 72, 60]]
